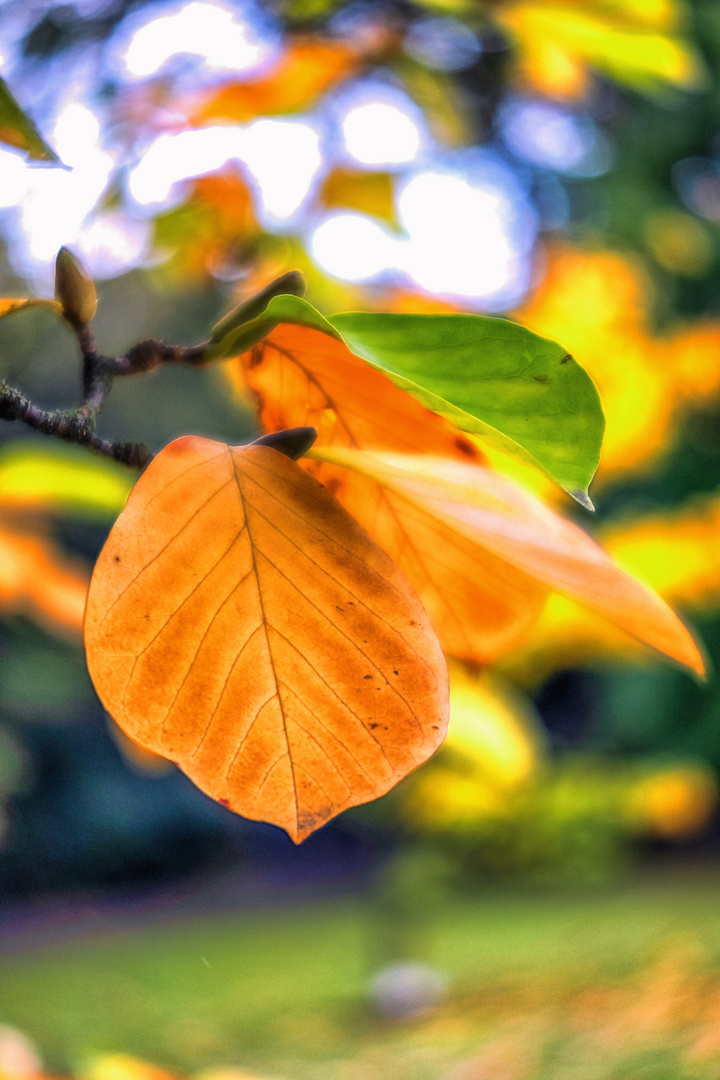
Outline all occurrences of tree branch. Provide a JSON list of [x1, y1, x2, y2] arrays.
[[0, 381, 153, 468], [0, 267, 303, 469]]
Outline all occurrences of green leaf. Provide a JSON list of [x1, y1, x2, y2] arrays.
[[210, 270, 306, 343], [206, 290, 604, 506], [204, 293, 340, 360], [0, 78, 61, 164], [330, 313, 604, 508]]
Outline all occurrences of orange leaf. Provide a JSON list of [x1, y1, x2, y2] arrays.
[[0, 524, 88, 637], [191, 39, 360, 123], [232, 324, 547, 660], [84, 437, 448, 842], [309, 448, 706, 678], [0, 298, 62, 320]]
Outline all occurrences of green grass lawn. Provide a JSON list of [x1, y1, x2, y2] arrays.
[[3, 864, 720, 1079]]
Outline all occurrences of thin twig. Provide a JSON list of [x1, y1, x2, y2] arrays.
[[0, 268, 299, 469]]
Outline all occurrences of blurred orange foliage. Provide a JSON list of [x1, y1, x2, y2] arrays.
[[0, 524, 87, 638], [191, 39, 362, 124], [154, 169, 259, 280]]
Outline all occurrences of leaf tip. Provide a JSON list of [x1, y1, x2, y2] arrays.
[[570, 489, 595, 512]]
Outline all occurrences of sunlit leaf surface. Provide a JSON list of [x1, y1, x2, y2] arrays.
[[309, 447, 705, 677], [85, 437, 449, 842], [332, 311, 604, 507], [220, 296, 603, 506], [231, 320, 550, 660]]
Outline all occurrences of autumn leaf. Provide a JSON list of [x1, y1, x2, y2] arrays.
[[308, 447, 706, 677], [191, 39, 360, 123], [226, 317, 550, 660], [0, 78, 61, 163], [214, 295, 603, 507], [84, 437, 449, 842]]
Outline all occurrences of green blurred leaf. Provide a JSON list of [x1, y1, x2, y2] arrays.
[[0, 442, 133, 519], [0, 77, 61, 163], [331, 313, 604, 508]]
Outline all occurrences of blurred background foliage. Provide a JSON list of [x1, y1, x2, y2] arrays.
[[2, 0, 720, 905]]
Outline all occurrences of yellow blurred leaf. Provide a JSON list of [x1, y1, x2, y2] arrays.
[[84, 1056, 179, 1080], [495, 0, 706, 98], [445, 664, 545, 787], [627, 764, 717, 838], [319, 168, 396, 224], [0, 443, 133, 519]]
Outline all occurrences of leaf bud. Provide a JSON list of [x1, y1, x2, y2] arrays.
[[54, 247, 97, 328], [251, 426, 317, 460], [210, 270, 305, 344]]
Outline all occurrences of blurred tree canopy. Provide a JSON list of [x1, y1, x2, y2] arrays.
[[2, 0, 720, 890]]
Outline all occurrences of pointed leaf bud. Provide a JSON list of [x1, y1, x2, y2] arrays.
[[55, 247, 97, 328], [210, 270, 305, 344]]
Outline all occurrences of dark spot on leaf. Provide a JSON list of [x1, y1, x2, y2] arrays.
[[431, 725, 439, 730], [410, 620, 417, 627], [453, 436, 477, 459], [393, 670, 399, 676], [369, 722, 379, 729], [560, 354, 571, 364], [336, 605, 343, 611], [364, 674, 372, 679], [114, 556, 120, 562], [534, 374, 547, 383], [347, 600, 355, 606]]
